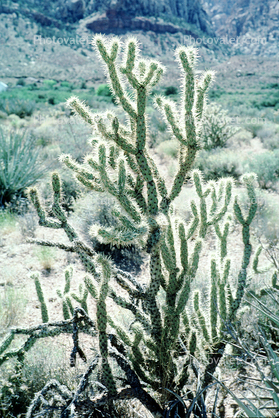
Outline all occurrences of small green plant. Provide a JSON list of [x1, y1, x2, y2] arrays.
[[165, 86, 178, 96], [43, 80, 57, 89], [96, 83, 113, 97], [35, 247, 56, 273], [0, 127, 47, 207], [16, 78, 26, 87]]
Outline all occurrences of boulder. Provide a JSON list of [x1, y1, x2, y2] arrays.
[[0, 82, 8, 92]]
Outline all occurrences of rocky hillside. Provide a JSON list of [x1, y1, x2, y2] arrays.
[[203, 0, 279, 56], [1, 0, 213, 36]]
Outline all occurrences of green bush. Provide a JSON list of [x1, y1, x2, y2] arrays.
[[157, 138, 179, 158], [165, 86, 178, 96], [96, 84, 112, 97], [256, 124, 279, 150], [16, 78, 25, 87], [243, 150, 279, 190], [0, 127, 47, 206], [43, 79, 57, 89], [196, 149, 243, 181], [243, 121, 265, 138], [0, 98, 35, 118]]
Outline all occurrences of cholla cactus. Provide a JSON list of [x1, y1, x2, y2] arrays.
[[0, 36, 259, 417], [32, 273, 49, 323]]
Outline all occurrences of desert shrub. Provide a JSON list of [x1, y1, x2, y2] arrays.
[[0, 284, 26, 335], [250, 189, 279, 247], [60, 81, 71, 88], [33, 123, 56, 147], [0, 98, 35, 118], [16, 78, 25, 87], [256, 124, 279, 150], [243, 121, 265, 138], [148, 108, 169, 147], [20, 207, 38, 239], [228, 128, 253, 147], [157, 138, 179, 158], [200, 103, 237, 150], [0, 127, 47, 207], [243, 150, 279, 190], [57, 117, 92, 162], [259, 91, 279, 109], [165, 86, 178, 96], [43, 79, 57, 89], [196, 149, 243, 181], [96, 84, 112, 97], [48, 96, 55, 105], [60, 176, 82, 213]]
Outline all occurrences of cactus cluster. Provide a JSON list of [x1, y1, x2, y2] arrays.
[[0, 36, 261, 417]]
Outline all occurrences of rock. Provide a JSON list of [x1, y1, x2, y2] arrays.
[[56, 0, 85, 22], [32, 11, 53, 26], [204, 0, 279, 56], [85, 12, 202, 37], [85, 0, 214, 35], [67, 0, 85, 20], [0, 81, 8, 92]]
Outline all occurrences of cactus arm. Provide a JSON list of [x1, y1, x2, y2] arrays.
[[0, 332, 15, 356], [66, 97, 94, 125], [252, 245, 263, 274], [95, 116, 137, 154], [32, 273, 49, 323], [29, 188, 61, 229], [107, 317, 132, 347], [0, 310, 96, 367], [94, 36, 137, 119], [229, 175, 257, 321], [195, 71, 215, 122], [193, 292, 210, 343], [215, 219, 230, 261], [96, 259, 117, 395], [168, 146, 198, 204], [187, 201, 199, 239], [210, 260, 219, 342], [61, 154, 100, 183], [108, 289, 150, 331], [156, 97, 185, 144], [209, 180, 233, 226], [175, 239, 202, 315], [218, 260, 231, 331]]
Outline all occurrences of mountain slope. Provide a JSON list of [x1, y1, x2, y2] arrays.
[[203, 0, 279, 56]]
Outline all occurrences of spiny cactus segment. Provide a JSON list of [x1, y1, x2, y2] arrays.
[[0, 35, 264, 416]]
